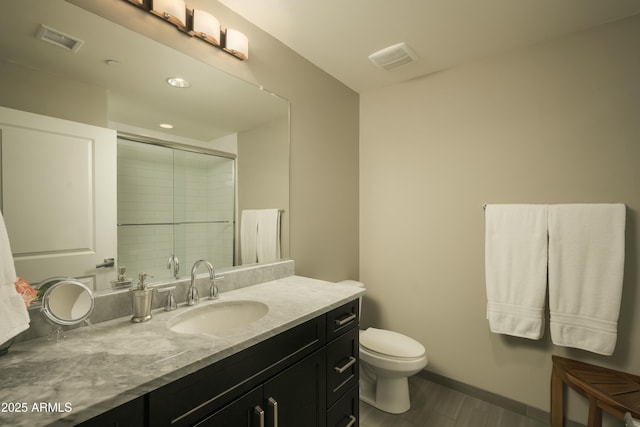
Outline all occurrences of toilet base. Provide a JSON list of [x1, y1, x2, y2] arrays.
[[359, 375, 411, 414]]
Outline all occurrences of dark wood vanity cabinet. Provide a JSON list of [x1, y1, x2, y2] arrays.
[[197, 349, 327, 426], [76, 396, 145, 427], [80, 299, 359, 427], [325, 300, 360, 427]]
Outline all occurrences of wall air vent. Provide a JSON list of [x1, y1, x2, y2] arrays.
[[368, 42, 418, 70], [36, 24, 84, 53]]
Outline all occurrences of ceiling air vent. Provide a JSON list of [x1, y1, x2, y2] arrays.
[[36, 24, 84, 53], [368, 42, 417, 70]]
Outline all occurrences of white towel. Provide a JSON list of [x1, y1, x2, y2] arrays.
[[257, 209, 281, 263], [625, 412, 640, 427], [240, 210, 259, 265], [0, 211, 30, 344], [548, 204, 626, 355], [485, 204, 548, 339]]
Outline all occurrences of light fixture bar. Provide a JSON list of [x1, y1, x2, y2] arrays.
[[121, 0, 248, 60]]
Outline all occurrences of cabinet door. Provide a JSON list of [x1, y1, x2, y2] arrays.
[[263, 349, 327, 427], [195, 386, 263, 427], [0, 106, 116, 290], [75, 397, 144, 427]]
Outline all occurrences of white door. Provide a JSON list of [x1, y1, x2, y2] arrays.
[[0, 106, 117, 291]]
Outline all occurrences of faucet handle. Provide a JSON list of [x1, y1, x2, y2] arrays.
[[209, 281, 219, 300], [209, 275, 224, 300], [157, 286, 177, 311]]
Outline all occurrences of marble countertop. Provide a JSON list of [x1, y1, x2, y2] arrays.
[[0, 275, 364, 426]]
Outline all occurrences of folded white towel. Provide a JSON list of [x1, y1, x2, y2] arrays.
[[548, 204, 626, 355], [240, 210, 259, 265], [0, 211, 30, 344], [485, 204, 548, 339], [256, 209, 281, 263]]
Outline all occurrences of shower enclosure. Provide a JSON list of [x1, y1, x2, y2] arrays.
[[117, 136, 235, 282]]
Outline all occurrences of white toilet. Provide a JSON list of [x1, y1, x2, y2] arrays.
[[338, 280, 428, 414]]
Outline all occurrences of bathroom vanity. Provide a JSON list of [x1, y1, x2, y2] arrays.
[[0, 275, 363, 427]]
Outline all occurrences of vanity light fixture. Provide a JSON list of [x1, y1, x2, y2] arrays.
[[151, 0, 188, 29], [192, 9, 221, 46], [223, 29, 249, 60], [121, 0, 249, 61], [166, 77, 190, 88]]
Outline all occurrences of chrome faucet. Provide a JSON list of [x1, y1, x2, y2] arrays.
[[187, 259, 217, 305], [167, 254, 180, 279]]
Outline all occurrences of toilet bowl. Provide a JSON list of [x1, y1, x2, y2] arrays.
[[337, 280, 428, 414]]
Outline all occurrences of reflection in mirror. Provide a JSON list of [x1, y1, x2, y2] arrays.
[[0, 0, 290, 292], [117, 136, 236, 280]]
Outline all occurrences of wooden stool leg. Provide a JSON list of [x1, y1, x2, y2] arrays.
[[587, 398, 602, 427], [551, 366, 564, 427]]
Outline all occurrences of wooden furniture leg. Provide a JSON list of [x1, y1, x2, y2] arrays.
[[551, 364, 565, 427], [587, 396, 602, 427], [551, 356, 640, 427]]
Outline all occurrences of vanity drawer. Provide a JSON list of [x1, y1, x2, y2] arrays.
[[326, 299, 359, 341], [326, 327, 359, 407], [327, 383, 359, 427]]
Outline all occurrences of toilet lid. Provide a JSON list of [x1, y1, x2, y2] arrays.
[[360, 328, 425, 358]]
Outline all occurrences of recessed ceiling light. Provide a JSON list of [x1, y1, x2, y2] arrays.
[[166, 77, 190, 88], [159, 123, 174, 129]]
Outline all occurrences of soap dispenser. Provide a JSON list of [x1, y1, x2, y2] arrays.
[[131, 273, 153, 323]]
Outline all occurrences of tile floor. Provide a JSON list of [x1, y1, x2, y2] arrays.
[[359, 376, 550, 427]]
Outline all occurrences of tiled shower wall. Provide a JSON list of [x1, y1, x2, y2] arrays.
[[117, 139, 235, 280]]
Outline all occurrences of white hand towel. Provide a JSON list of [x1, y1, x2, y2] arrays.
[[240, 210, 259, 265], [257, 209, 281, 263], [548, 204, 626, 355], [0, 211, 30, 344], [485, 204, 548, 339]]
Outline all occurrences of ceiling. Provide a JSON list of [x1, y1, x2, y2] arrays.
[[0, 0, 287, 142], [218, 0, 640, 93]]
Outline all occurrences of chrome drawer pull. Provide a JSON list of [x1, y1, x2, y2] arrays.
[[268, 397, 278, 427], [254, 405, 264, 427], [335, 313, 357, 327], [334, 356, 357, 373], [345, 415, 357, 427]]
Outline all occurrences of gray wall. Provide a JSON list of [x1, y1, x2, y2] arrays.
[[359, 14, 640, 426]]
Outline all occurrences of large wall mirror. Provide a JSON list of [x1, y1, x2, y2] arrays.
[[0, 0, 289, 292]]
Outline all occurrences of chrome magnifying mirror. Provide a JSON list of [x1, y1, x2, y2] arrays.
[[39, 278, 95, 341]]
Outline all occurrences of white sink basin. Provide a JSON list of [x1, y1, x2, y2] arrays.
[[168, 300, 269, 335]]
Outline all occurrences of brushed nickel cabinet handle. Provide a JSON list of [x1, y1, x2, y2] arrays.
[[334, 356, 357, 373], [345, 415, 357, 427], [254, 405, 264, 427], [268, 397, 278, 427], [335, 313, 356, 327]]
